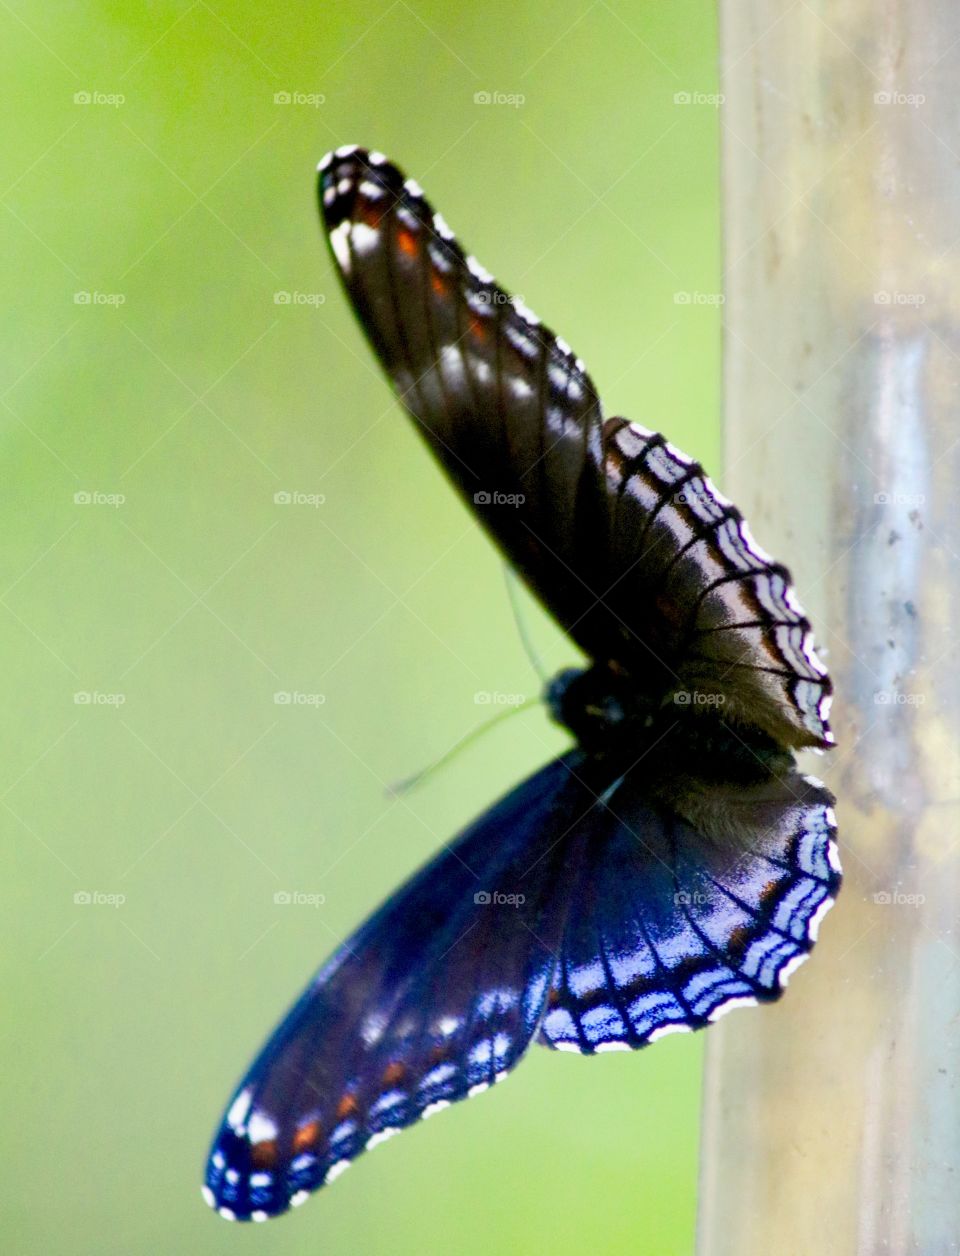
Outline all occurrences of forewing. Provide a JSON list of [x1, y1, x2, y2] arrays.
[[319, 145, 601, 576], [318, 147, 831, 750], [203, 754, 600, 1221]]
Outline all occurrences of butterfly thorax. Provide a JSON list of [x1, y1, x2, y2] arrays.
[[545, 663, 657, 753], [546, 661, 792, 782]]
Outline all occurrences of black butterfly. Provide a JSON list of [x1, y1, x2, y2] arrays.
[[203, 146, 839, 1222]]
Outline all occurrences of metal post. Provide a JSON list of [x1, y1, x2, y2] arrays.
[[698, 5, 960, 1253]]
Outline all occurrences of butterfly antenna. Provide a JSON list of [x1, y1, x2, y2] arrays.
[[503, 565, 549, 685], [386, 698, 538, 798]]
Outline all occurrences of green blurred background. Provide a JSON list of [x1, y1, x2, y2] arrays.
[[3, 3, 720, 1252]]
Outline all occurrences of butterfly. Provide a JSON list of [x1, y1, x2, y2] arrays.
[[203, 145, 840, 1222]]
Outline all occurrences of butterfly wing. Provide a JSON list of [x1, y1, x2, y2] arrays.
[[537, 763, 840, 1052], [318, 147, 831, 751], [203, 753, 609, 1221], [203, 718, 839, 1219]]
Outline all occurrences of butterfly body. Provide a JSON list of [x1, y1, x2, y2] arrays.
[[203, 146, 840, 1223], [545, 662, 656, 750]]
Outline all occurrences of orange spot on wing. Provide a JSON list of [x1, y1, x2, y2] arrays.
[[431, 270, 448, 297], [469, 315, 486, 340], [360, 201, 387, 228], [397, 227, 418, 257], [250, 1139, 278, 1168], [655, 591, 685, 628], [725, 926, 748, 960], [335, 1092, 359, 1121], [292, 1120, 321, 1152], [382, 1061, 407, 1087], [759, 878, 783, 906]]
